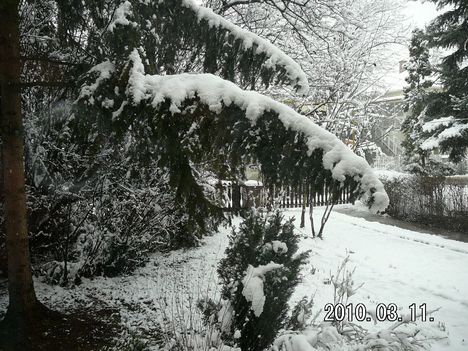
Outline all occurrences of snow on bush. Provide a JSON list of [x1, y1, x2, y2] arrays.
[[242, 262, 283, 317], [376, 172, 468, 232], [33, 167, 188, 285], [272, 240, 288, 254], [215, 211, 309, 351], [373, 170, 411, 182]]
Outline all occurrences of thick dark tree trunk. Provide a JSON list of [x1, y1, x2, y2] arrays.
[[0, 0, 39, 333]]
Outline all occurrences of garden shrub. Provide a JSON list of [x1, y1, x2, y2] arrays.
[[378, 172, 468, 233], [216, 210, 309, 351], [0, 99, 223, 284]]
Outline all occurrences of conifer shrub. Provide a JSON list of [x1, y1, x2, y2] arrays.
[[217, 210, 309, 351]]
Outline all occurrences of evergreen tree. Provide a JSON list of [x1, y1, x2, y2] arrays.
[[0, 0, 41, 343], [217, 211, 309, 351], [68, 0, 389, 236], [1, 0, 388, 345], [419, 0, 468, 162], [401, 29, 433, 172]]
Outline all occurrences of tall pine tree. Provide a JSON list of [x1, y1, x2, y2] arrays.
[[401, 29, 433, 172], [419, 0, 468, 162]]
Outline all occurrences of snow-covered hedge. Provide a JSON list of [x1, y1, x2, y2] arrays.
[[34, 169, 190, 285], [377, 172, 468, 232]]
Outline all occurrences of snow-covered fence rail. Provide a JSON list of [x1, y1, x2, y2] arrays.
[[217, 181, 355, 210]]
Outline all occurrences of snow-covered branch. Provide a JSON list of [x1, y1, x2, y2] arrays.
[[182, 0, 309, 94], [80, 50, 389, 212]]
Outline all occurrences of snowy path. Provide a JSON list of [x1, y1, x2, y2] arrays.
[[0, 207, 466, 350]]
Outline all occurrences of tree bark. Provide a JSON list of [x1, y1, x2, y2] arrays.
[[0, 0, 38, 327], [300, 182, 307, 228]]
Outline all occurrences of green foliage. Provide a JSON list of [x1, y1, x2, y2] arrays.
[[288, 296, 315, 331], [418, 0, 468, 162], [401, 29, 433, 168], [3, 101, 197, 284], [218, 210, 309, 351]]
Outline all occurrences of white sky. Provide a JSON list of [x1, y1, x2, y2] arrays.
[[404, 0, 439, 29], [383, 0, 440, 91]]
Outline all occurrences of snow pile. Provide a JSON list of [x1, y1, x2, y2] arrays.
[[274, 322, 447, 351], [272, 240, 288, 254], [119, 49, 389, 213], [78, 61, 115, 103], [274, 333, 318, 351], [242, 262, 283, 317], [274, 325, 344, 351], [181, 0, 309, 94]]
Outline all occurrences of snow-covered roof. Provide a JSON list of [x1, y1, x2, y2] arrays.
[[243, 180, 263, 187]]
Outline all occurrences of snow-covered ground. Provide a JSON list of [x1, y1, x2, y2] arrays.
[[288, 206, 468, 351], [0, 205, 467, 350]]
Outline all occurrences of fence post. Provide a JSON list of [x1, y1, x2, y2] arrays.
[[232, 183, 241, 211]]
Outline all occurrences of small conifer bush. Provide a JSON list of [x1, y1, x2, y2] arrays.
[[217, 210, 309, 351]]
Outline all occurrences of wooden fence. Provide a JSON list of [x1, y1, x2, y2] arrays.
[[218, 182, 355, 210]]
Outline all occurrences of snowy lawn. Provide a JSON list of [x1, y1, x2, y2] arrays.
[[287, 205, 468, 351], [0, 205, 467, 350]]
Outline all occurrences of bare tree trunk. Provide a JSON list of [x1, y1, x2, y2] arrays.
[[0, 0, 38, 328], [317, 204, 334, 239], [309, 198, 316, 238], [300, 191, 306, 228]]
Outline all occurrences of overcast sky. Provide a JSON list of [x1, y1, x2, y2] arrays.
[[383, 1, 440, 90], [405, 0, 439, 29]]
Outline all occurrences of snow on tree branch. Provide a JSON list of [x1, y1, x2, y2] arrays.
[[181, 0, 309, 94], [108, 1, 137, 32], [105, 0, 309, 93], [78, 61, 115, 103], [420, 117, 468, 151], [118, 50, 388, 212], [422, 117, 455, 133], [78, 50, 389, 212]]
